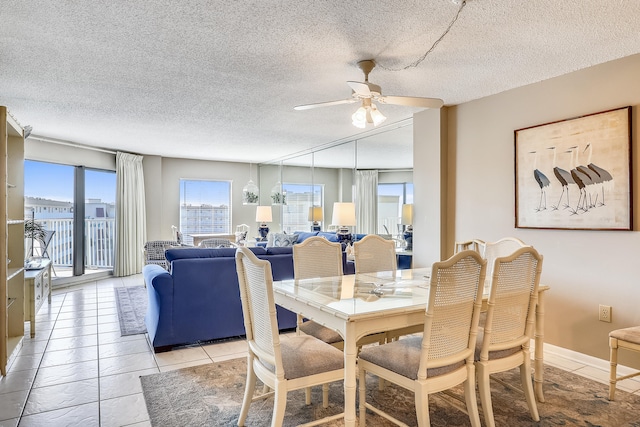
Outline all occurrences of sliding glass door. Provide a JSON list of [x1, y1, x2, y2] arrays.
[[377, 183, 413, 236], [25, 160, 116, 279]]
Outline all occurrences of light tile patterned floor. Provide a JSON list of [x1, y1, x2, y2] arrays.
[[0, 273, 638, 426]]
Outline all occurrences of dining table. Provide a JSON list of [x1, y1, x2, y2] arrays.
[[272, 267, 550, 427]]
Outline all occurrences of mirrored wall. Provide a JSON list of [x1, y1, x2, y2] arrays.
[[258, 118, 413, 238]]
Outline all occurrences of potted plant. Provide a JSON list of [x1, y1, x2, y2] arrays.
[[24, 219, 46, 258]]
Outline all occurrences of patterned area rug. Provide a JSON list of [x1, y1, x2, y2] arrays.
[[114, 286, 147, 336], [140, 357, 640, 426]]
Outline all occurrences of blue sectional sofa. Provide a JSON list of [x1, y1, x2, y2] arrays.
[[142, 246, 352, 352]]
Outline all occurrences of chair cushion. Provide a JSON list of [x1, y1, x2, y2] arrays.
[[610, 326, 640, 344], [358, 336, 464, 380], [474, 327, 522, 361], [264, 335, 344, 380], [299, 321, 343, 344]]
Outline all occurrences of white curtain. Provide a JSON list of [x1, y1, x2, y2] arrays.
[[114, 152, 146, 277], [356, 170, 378, 235]]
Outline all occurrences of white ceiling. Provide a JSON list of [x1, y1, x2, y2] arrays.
[[1, 0, 640, 168]]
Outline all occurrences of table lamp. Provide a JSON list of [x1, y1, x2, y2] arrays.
[[255, 206, 272, 241], [331, 202, 356, 244], [401, 204, 413, 251], [308, 206, 323, 231]]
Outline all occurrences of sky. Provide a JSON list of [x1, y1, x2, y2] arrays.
[[180, 179, 230, 206], [24, 160, 116, 203]]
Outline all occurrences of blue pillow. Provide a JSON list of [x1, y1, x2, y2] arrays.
[[318, 232, 339, 242], [296, 231, 319, 243]]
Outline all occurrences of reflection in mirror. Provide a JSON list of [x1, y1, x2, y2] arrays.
[[259, 118, 412, 240]]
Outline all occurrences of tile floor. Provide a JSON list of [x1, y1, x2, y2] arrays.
[[1, 274, 639, 426]]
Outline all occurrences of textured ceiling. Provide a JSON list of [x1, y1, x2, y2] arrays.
[[1, 0, 640, 168]]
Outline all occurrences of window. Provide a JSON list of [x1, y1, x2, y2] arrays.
[[377, 183, 413, 235], [24, 160, 116, 278], [281, 183, 323, 233], [179, 179, 231, 244]]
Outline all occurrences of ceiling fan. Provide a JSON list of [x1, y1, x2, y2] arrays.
[[294, 59, 444, 128]]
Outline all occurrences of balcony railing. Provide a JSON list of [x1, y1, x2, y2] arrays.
[[30, 218, 115, 270]]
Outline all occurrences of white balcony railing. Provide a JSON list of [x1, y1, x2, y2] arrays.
[[31, 218, 115, 269]]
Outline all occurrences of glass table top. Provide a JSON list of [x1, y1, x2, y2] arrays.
[[272, 268, 433, 318]]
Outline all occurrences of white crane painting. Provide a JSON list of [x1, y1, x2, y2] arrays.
[[515, 107, 631, 230]]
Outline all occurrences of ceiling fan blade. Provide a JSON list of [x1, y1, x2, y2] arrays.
[[347, 81, 372, 97], [377, 95, 444, 109], [294, 98, 357, 110]]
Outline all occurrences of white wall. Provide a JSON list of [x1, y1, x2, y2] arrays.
[[440, 53, 640, 367], [143, 157, 259, 241]]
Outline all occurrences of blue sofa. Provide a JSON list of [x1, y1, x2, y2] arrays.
[[142, 246, 352, 352]]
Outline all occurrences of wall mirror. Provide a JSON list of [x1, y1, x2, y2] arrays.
[[259, 118, 413, 237]]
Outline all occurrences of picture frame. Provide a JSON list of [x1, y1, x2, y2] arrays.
[[515, 106, 632, 230]]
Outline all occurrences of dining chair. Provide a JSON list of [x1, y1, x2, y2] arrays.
[[483, 237, 528, 277], [608, 326, 640, 400], [474, 246, 543, 427], [357, 250, 486, 427], [454, 238, 485, 255], [293, 236, 345, 404], [353, 234, 396, 274], [294, 236, 386, 401], [294, 237, 386, 347], [235, 246, 345, 427], [353, 234, 421, 343]]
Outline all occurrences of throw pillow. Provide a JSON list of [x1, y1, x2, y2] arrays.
[[272, 232, 299, 247], [235, 231, 247, 246]]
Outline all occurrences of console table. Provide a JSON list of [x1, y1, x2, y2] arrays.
[[24, 260, 52, 338]]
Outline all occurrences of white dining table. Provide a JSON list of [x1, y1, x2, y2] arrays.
[[272, 268, 550, 427]]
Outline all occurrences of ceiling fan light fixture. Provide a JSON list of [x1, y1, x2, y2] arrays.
[[369, 104, 386, 126], [351, 106, 367, 128]]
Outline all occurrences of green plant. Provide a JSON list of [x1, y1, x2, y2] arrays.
[[244, 191, 259, 204], [271, 192, 286, 205], [24, 219, 46, 241]]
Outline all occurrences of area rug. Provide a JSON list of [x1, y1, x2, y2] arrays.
[[114, 286, 147, 336], [140, 357, 640, 426]]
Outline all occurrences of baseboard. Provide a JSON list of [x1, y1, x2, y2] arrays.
[[539, 341, 638, 378], [52, 270, 113, 288]]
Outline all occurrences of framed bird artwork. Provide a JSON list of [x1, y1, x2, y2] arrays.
[[515, 106, 632, 230]]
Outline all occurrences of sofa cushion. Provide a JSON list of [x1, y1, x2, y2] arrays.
[[296, 231, 319, 243], [318, 232, 339, 242], [265, 246, 294, 255], [165, 246, 267, 262]]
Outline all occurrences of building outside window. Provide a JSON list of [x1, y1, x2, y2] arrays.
[[179, 179, 231, 245], [378, 183, 413, 236], [281, 183, 323, 233]]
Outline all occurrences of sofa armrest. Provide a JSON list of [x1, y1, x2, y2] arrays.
[[143, 264, 175, 349]]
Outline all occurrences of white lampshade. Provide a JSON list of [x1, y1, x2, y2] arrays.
[[351, 106, 367, 129], [308, 206, 323, 222], [369, 105, 387, 126], [255, 206, 272, 223], [332, 202, 356, 226], [401, 204, 414, 225]]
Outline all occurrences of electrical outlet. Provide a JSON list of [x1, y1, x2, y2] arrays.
[[599, 305, 612, 323]]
